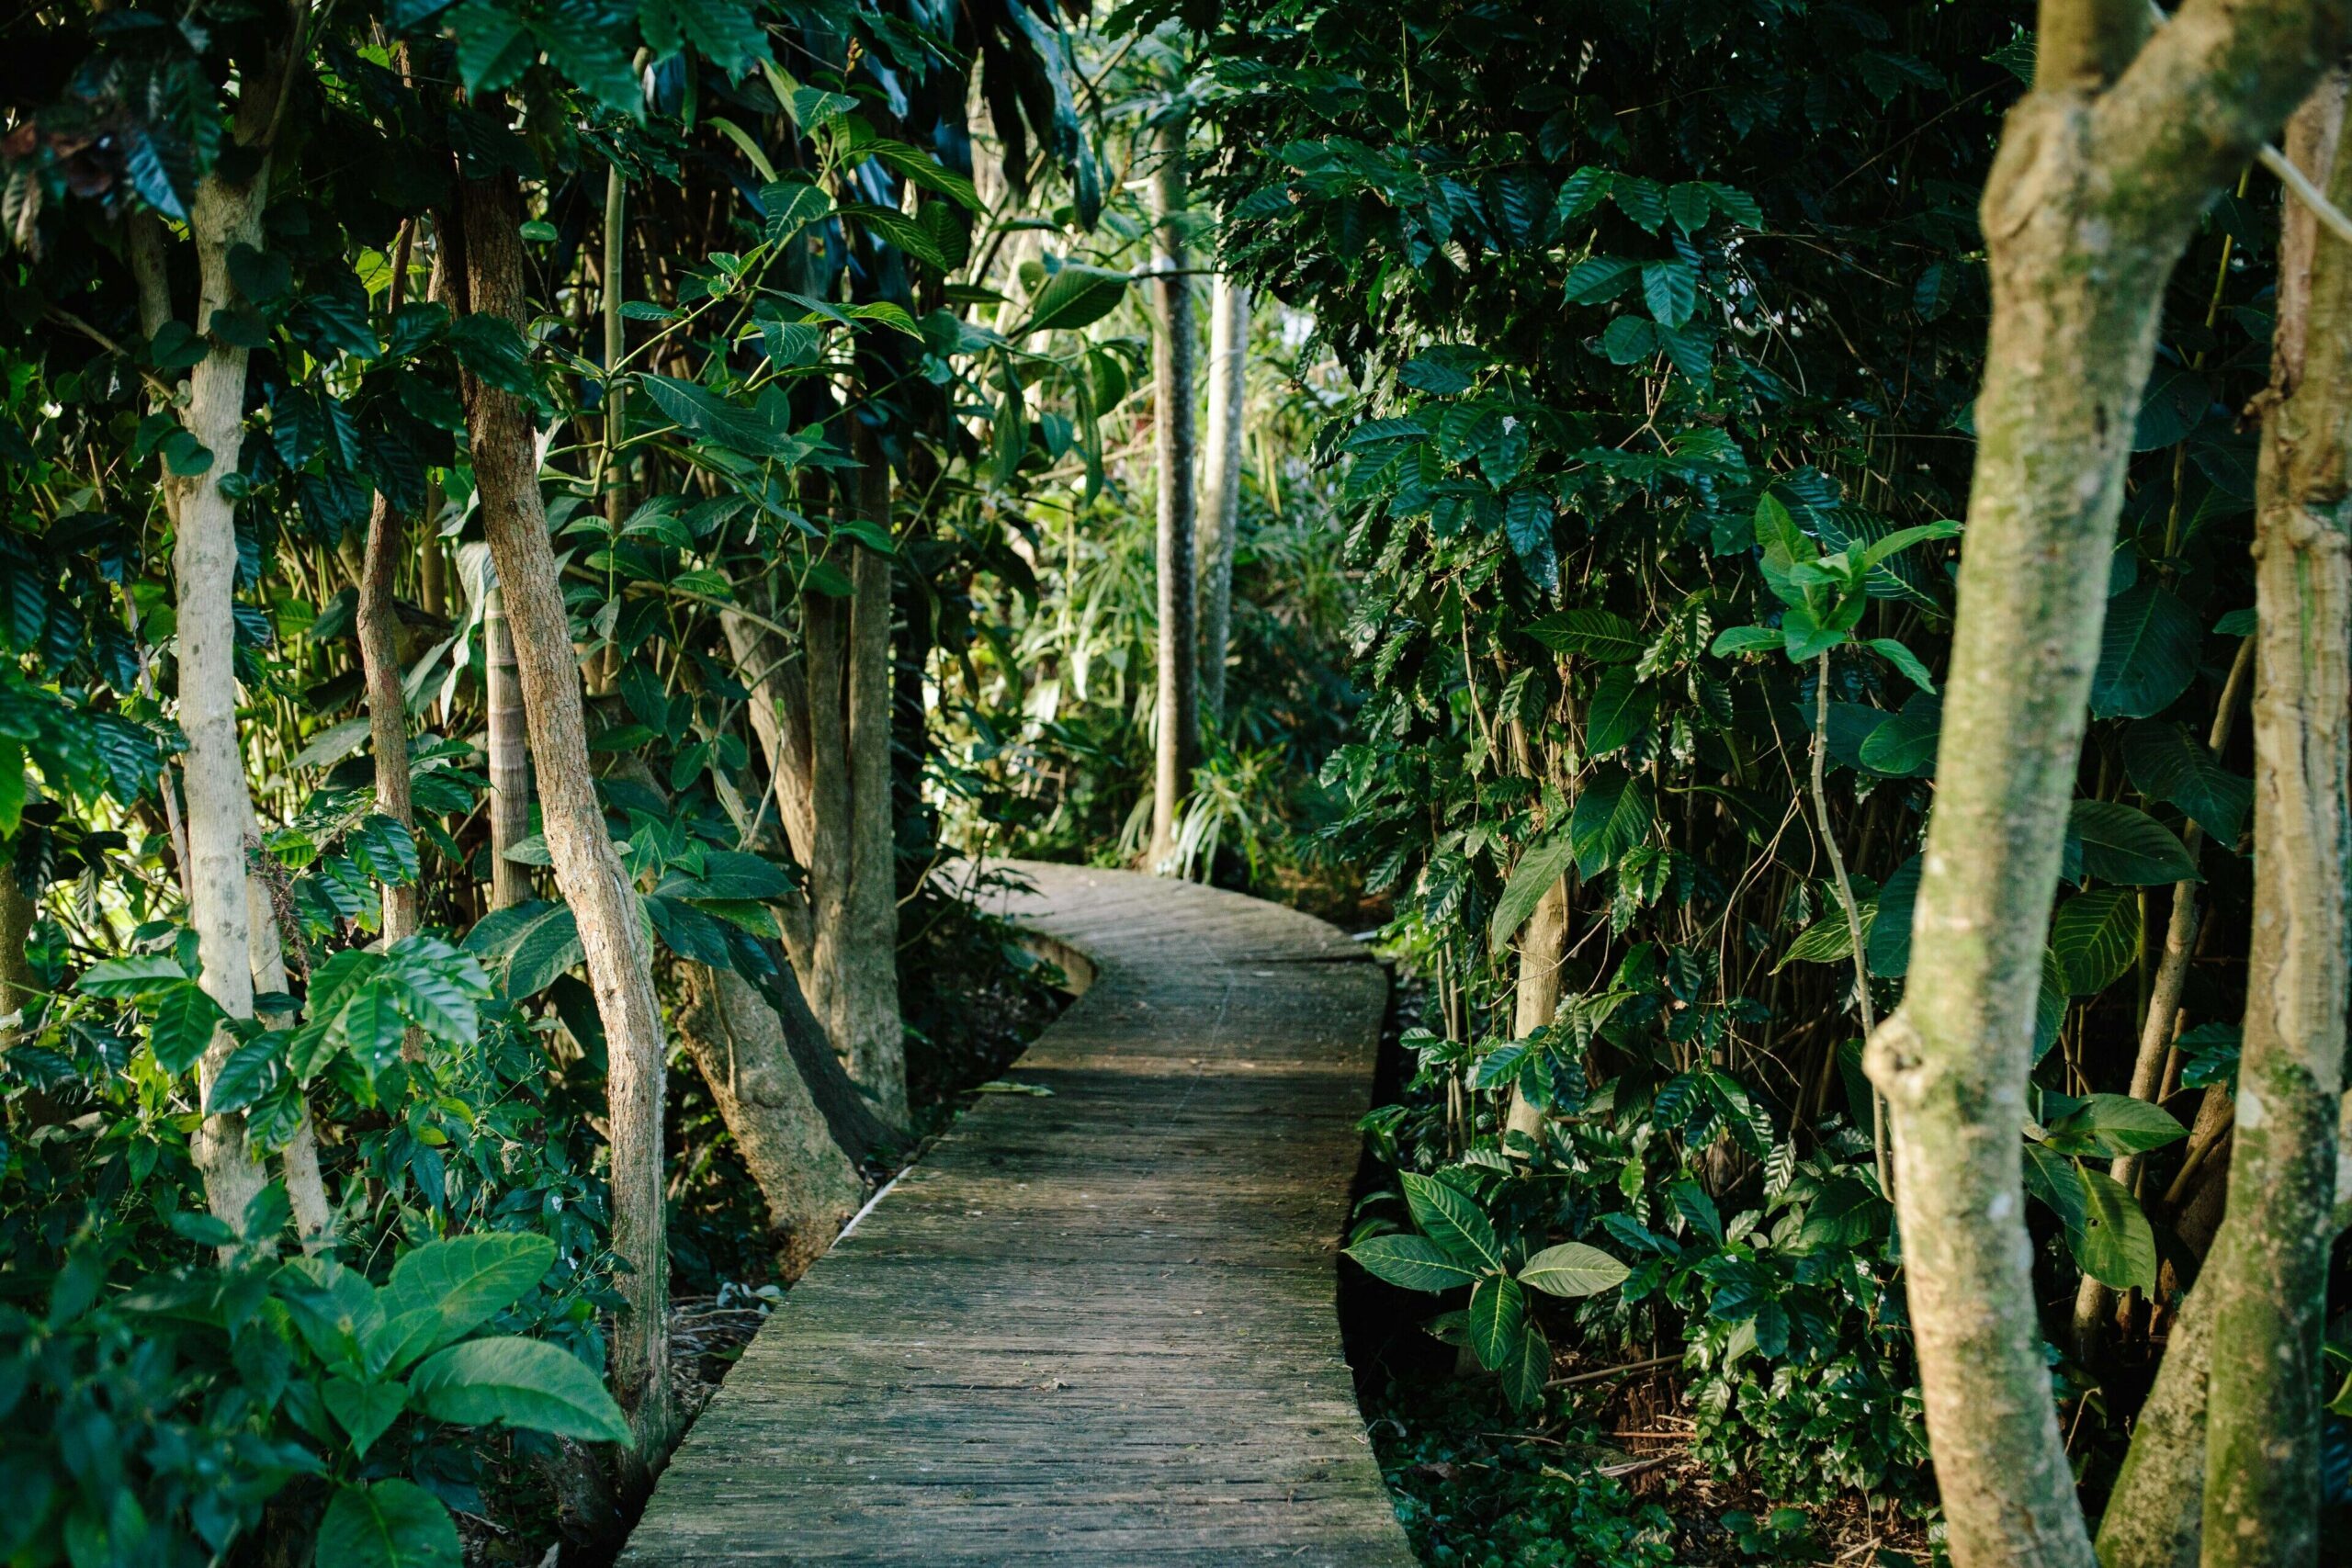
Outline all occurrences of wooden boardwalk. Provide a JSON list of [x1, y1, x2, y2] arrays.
[[617, 862, 1414, 1567]]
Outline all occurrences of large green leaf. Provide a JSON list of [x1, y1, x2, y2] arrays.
[[2050, 887, 2141, 995], [1465, 1274, 1527, 1371], [77, 954, 190, 998], [2091, 582, 2200, 719], [1569, 769, 1653, 879], [1857, 694, 1939, 778], [1400, 1173, 1503, 1272], [2067, 799, 2199, 886], [463, 900, 582, 999], [1013, 264, 1131, 336], [1488, 837, 1574, 950], [1865, 857, 1920, 977], [314, 1480, 459, 1568], [1585, 668, 1655, 756], [1344, 1234, 1480, 1293], [2041, 1093, 2188, 1159], [323, 1377, 406, 1459], [2070, 1163, 2156, 1290], [1519, 1243, 1629, 1297], [375, 1233, 556, 1370], [150, 981, 223, 1075], [1774, 904, 1873, 973], [1498, 1317, 1551, 1411], [407, 1337, 632, 1444], [2121, 719, 2251, 844], [1524, 607, 1643, 661]]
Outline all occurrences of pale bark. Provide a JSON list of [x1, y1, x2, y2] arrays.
[[172, 70, 282, 1235], [1861, 6, 2349, 1564], [2100, 1267, 2218, 1568], [358, 231, 418, 951], [673, 964, 866, 1280], [1196, 276, 1248, 732], [484, 576, 530, 911], [1503, 874, 1568, 1147], [841, 471, 905, 1126], [0, 863, 34, 1047], [1148, 116, 1198, 871], [457, 165, 671, 1450], [2196, 72, 2352, 1564]]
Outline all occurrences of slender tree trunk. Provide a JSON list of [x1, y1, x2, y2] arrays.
[[1862, 6, 2346, 1564], [172, 81, 282, 1235], [484, 576, 530, 911], [1148, 115, 1198, 871], [2072, 636, 2250, 1351], [673, 964, 866, 1280], [358, 229, 418, 952], [0, 854, 34, 1048], [840, 439, 906, 1126], [455, 164, 672, 1454], [1503, 874, 1568, 1147], [597, 162, 628, 696], [1196, 276, 1248, 734], [2197, 73, 2352, 1564]]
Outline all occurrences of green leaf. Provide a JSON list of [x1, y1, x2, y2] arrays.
[[638, 376, 795, 459], [2071, 1163, 2156, 1290], [150, 981, 223, 1075], [757, 179, 832, 242], [1489, 836, 1575, 950], [78, 954, 190, 998], [2041, 1093, 2188, 1158], [1518, 1243, 1630, 1298], [1562, 255, 1640, 305], [463, 901, 582, 999], [2121, 719, 2251, 845], [2051, 887, 2141, 995], [1345, 1234, 1480, 1293], [1400, 1173, 1503, 1272], [314, 1479, 459, 1568], [839, 204, 949, 268], [1774, 905, 1871, 972], [1857, 694, 1939, 778], [1498, 1318, 1551, 1411], [1527, 608, 1644, 661], [1752, 492, 1813, 606], [1014, 264, 1132, 335], [1865, 857, 1921, 977], [1667, 182, 1713, 233], [1865, 637, 1936, 693], [408, 1337, 632, 1443], [333, 984, 410, 1074], [1569, 769, 1653, 879], [1710, 625, 1781, 657], [205, 1032, 282, 1115], [1584, 668, 1655, 757], [1792, 1177, 1890, 1250], [323, 1378, 407, 1459], [2067, 799, 2199, 886], [1642, 258, 1697, 328], [375, 1233, 556, 1371], [2092, 582, 2200, 719], [1465, 1274, 1527, 1371]]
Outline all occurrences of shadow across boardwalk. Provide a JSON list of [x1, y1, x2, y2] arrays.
[[616, 861, 1414, 1567]]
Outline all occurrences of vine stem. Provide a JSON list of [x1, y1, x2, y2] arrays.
[[1813, 650, 1888, 1190]]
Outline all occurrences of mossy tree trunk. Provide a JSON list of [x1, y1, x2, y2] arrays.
[[1861, 4, 2349, 1563]]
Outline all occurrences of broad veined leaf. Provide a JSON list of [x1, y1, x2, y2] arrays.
[[2092, 582, 2200, 719], [1498, 1317, 1551, 1411], [2066, 799, 2199, 886], [1585, 668, 1656, 757], [1774, 903, 1873, 973], [2071, 1163, 2157, 1290], [323, 1377, 406, 1459], [407, 1337, 632, 1443], [1400, 1173, 1503, 1273], [314, 1480, 459, 1568], [2040, 1093, 2188, 1158], [1865, 857, 1921, 977], [2035, 948, 2069, 1063], [1857, 694, 1939, 778], [1519, 1243, 1630, 1297], [1527, 607, 1644, 661], [1344, 1234, 1480, 1293], [1465, 1274, 1527, 1371], [376, 1233, 557, 1369], [1866, 637, 1936, 693], [149, 981, 223, 1075], [1642, 258, 1698, 329], [1489, 836, 1575, 950], [2121, 719, 2251, 844], [2051, 887, 2141, 996], [1013, 264, 1131, 335], [1792, 1176, 1890, 1250], [1569, 769, 1654, 879], [205, 1032, 283, 1114], [78, 954, 191, 998]]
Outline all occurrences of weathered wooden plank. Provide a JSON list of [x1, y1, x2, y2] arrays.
[[617, 862, 1412, 1567]]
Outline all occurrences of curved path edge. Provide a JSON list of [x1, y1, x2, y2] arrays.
[[617, 861, 1415, 1567]]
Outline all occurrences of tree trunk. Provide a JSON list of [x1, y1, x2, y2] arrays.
[[455, 164, 673, 1454], [2099, 1265, 2219, 1568], [0, 864, 34, 1047], [1148, 115, 1198, 871], [1503, 873, 1568, 1147], [484, 575, 530, 911], [673, 964, 867, 1280], [840, 442, 905, 1126], [2196, 72, 2352, 1564], [1196, 276, 1248, 734], [359, 488, 419, 944], [172, 90, 279, 1235], [1861, 6, 2346, 1564]]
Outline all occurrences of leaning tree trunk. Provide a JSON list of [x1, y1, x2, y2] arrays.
[[1147, 114, 1198, 872], [456, 164, 672, 1455], [673, 964, 868, 1280], [1196, 276, 1248, 733], [1860, 6, 2348, 1565], [2195, 71, 2352, 1565]]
